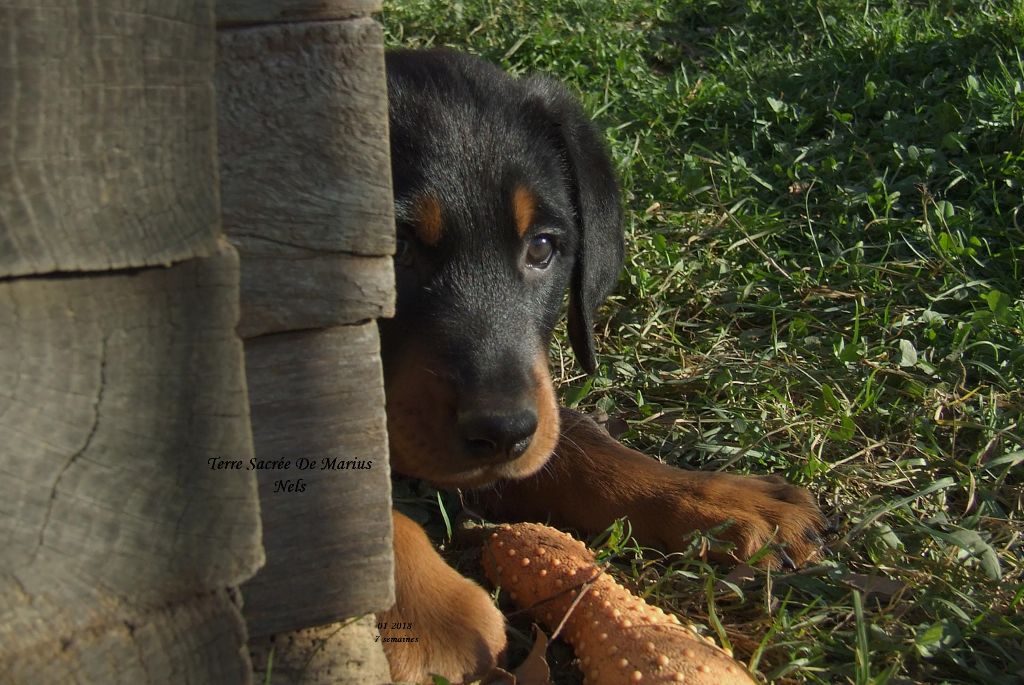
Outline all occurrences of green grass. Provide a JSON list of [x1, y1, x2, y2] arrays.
[[381, 1, 1024, 682]]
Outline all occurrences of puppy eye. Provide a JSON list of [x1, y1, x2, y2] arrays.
[[394, 237, 414, 267], [525, 234, 556, 269]]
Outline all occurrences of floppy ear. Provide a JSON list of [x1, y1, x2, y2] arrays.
[[524, 78, 624, 374]]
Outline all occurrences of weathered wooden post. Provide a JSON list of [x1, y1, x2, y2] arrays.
[[1, 2, 263, 681], [216, 1, 396, 681]]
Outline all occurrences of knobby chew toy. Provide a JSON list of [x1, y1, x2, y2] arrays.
[[482, 523, 757, 685]]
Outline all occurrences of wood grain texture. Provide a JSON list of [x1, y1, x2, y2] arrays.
[[0, 242, 262, 681], [218, 0, 381, 26], [241, 324, 394, 637], [237, 253, 394, 339], [249, 615, 392, 684], [2, 588, 250, 684], [217, 19, 395, 334], [0, 1, 221, 277]]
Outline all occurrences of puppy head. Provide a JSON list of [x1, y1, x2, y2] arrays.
[[380, 49, 623, 487]]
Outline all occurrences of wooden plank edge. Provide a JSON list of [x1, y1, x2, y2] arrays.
[[217, 0, 381, 27]]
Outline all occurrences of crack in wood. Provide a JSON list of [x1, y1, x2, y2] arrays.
[[29, 333, 110, 567]]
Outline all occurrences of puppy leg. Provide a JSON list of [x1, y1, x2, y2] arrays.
[[478, 408, 825, 567], [378, 511, 506, 684]]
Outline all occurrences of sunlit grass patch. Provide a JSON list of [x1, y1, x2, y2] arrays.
[[383, 1, 1024, 682]]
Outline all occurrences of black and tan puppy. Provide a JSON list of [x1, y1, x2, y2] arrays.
[[378, 49, 824, 684]]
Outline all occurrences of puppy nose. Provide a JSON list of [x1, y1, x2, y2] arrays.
[[458, 408, 538, 461]]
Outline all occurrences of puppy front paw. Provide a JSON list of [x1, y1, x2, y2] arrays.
[[384, 512, 506, 684], [644, 471, 826, 568]]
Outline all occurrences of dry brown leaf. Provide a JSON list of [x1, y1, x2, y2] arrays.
[[512, 626, 552, 685], [840, 572, 907, 601]]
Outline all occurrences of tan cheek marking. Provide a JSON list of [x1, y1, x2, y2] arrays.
[[513, 185, 536, 238], [384, 345, 456, 481], [511, 353, 559, 477], [414, 195, 443, 246]]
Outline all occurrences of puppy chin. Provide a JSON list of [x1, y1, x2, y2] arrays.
[[430, 470, 499, 489], [493, 450, 550, 481], [428, 452, 551, 489]]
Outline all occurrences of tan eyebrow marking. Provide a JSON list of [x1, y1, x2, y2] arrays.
[[512, 185, 536, 238], [413, 195, 443, 246]]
